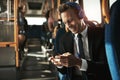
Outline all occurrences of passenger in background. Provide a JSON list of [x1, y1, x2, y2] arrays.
[[18, 2, 28, 60], [54, 19, 67, 54], [41, 9, 56, 49], [49, 2, 112, 80], [53, 19, 68, 80]]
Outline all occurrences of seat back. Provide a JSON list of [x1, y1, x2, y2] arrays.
[[105, 1, 120, 80]]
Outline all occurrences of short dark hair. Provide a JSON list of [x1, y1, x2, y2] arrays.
[[58, 3, 78, 14]]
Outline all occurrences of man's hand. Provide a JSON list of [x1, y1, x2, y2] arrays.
[[48, 52, 82, 68], [60, 52, 82, 67], [48, 55, 62, 66]]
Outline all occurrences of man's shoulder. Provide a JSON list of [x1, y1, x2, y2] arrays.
[[88, 26, 104, 33], [88, 26, 104, 30], [60, 31, 73, 41], [87, 27, 105, 40], [62, 31, 72, 37]]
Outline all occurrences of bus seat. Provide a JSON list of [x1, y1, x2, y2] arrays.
[[105, 1, 120, 80]]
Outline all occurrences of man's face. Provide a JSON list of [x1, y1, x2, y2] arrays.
[[61, 8, 81, 34]]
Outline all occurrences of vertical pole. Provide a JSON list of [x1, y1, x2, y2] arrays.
[[14, 0, 19, 67], [57, 0, 60, 19]]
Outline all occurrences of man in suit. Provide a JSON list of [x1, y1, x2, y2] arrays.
[[49, 2, 112, 80]]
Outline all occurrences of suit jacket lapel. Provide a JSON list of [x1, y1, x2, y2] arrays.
[[87, 27, 94, 60], [61, 32, 74, 55]]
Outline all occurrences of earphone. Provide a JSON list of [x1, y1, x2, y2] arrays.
[[65, 2, 84, 19]]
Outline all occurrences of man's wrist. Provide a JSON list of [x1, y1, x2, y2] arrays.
[[75, 58, 88, 71], [76, 58, 82, 69]]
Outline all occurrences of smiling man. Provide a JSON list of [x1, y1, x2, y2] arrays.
[[49, 2, 112, 80]]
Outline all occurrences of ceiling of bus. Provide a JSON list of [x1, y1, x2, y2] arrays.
[[25, 0, 70, 17], [26, 0, 46, 17]]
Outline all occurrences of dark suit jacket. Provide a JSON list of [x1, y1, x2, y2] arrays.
[[58, 27, 112, 80]]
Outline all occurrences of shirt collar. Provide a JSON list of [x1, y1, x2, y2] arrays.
[[73, 26, 88, 38], [81, 26, 88, 37]]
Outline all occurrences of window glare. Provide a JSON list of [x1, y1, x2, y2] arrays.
[[109, 0, 117, 8], [25, 17, 46, 25], [83, 0, 101, 23]]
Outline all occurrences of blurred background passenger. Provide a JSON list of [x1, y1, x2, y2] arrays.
[[18, 1, 28, 60]]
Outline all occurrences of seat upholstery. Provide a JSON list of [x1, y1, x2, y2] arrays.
[[105, 1, 120, 80]]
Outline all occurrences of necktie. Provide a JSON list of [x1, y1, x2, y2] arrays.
[[77, 34, 85, 58], [78, 34, 88, 80]]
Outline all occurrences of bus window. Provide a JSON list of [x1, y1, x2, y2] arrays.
[[83, 0, 101, 24], [109, 0, 117, 8], [25, 17, 46, 25]]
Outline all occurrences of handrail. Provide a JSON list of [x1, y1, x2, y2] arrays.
[[101, 0, 110, 24]]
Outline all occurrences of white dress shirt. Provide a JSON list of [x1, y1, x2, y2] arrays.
[[57, 26, 91, 71], [74, 26, 90, 71]]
